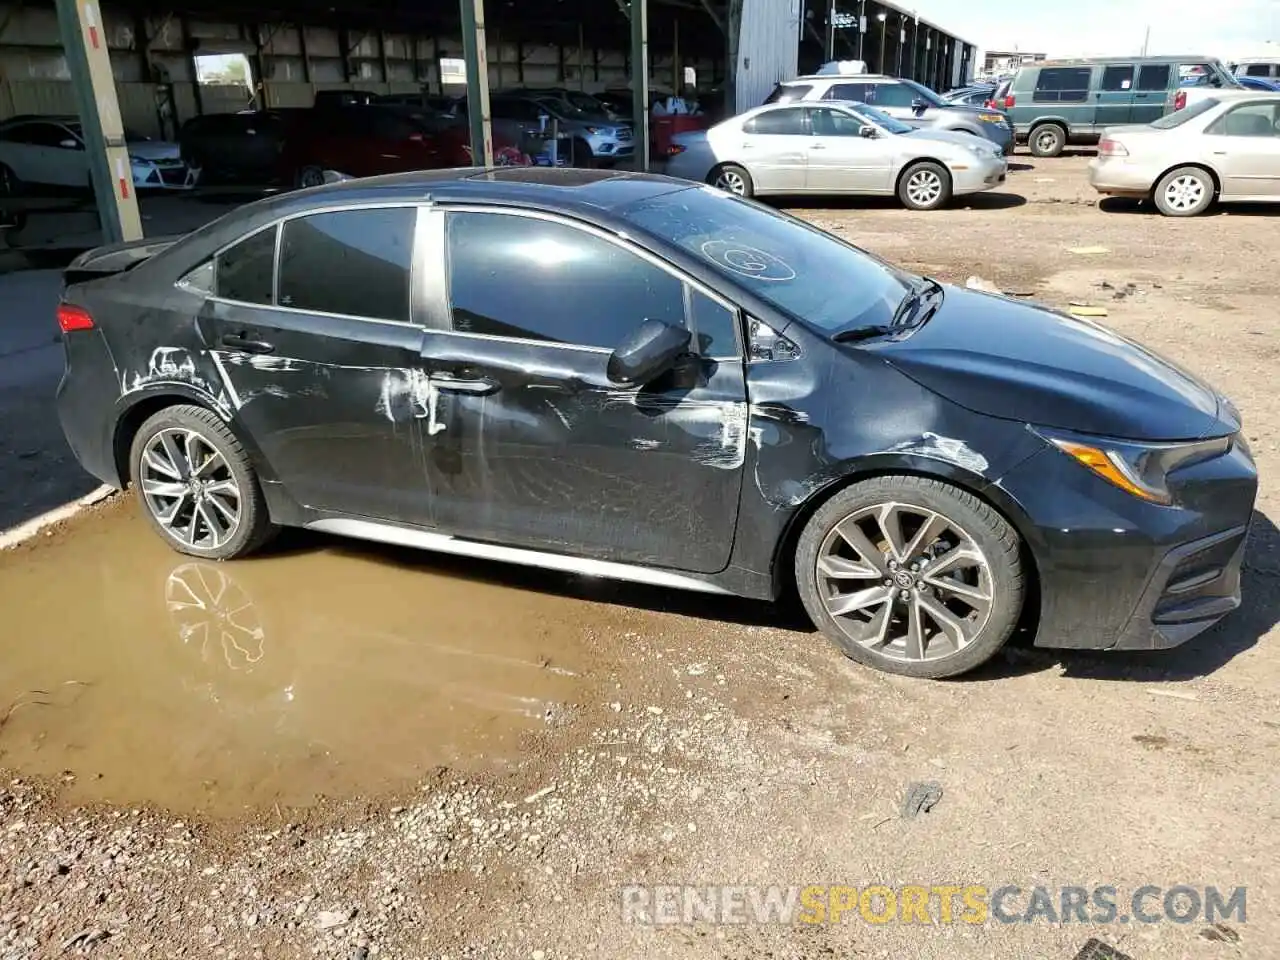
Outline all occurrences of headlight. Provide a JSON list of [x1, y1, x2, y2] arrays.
[[1033, 427, 1232, 504], [584, 126, 602, 135]]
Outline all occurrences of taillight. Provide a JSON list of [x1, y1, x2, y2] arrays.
[[57, 303, 94, 332], [667, 143, 686, 156], [1097, 138, 1128, 157], [1003, 94, 1015, 109], [1174, 90, 1187, 111]]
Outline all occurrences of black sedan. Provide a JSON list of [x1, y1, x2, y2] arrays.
[[55, 168, 1257, 678]]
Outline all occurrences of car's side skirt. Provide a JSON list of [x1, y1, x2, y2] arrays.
[[305, 517, 735, 596]]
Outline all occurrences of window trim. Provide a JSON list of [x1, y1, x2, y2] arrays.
[[177, 201, 427, 328], [438, 204, 745, 360]]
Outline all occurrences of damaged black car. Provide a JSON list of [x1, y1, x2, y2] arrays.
[[56, 168, 1258, 678]]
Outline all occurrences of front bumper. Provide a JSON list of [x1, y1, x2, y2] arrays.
[[585, 133, 635, 158], [952, 155, 1008, 194], [997, 436, 1258, 652], [1088, 155, 1161, 196], [132, 158, 197, 191]]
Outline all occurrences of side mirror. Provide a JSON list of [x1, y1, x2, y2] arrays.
[[858, 124, 879, 138], [911, 98, 929, 114], [607, 319, 692, 386]]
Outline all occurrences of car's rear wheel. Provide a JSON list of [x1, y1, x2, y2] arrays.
[[296, 165, 325, 189], [129, 404, 276, 560], [897, 161, 952, 211], [1153, 166, 1214, 217], [0, 163, 21, 197], [1029, 123, 1065, 158], [794, 476, 1025, 679], [709, 163, 754, 197]]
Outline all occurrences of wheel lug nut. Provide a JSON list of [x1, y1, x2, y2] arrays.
[[899, 590, 910, 600], [883, 579, 892, 587]]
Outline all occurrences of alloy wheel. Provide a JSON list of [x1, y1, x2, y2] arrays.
[[1163, 175, 1206, 212], [714, 168, 747, 195], [166, 562, 266, 670], [140, 428, 242, 551], [905, 169, 944, 207], [816, 501, 994, 663]]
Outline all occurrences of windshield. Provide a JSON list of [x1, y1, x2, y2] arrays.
[[854, 104, 913, 135], [620, 186, 911, 336], [536, 96, 588, 119], [1150, 97, 1219, 128]]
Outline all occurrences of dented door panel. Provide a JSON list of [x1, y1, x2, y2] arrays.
[[414, 330, 747, 574], [194, 299, 432, 524]]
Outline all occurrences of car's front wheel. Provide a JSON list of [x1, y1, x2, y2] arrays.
[[795, 476, 1025, 679], [129, 404, 277, 560], [1153, 166, 1215, 217], [898, 161, 952, 211], [708, 163, 754, 197]]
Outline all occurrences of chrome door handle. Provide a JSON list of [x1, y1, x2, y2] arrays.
[[220, 333, 274, 354], [431, 374, 499, 395]]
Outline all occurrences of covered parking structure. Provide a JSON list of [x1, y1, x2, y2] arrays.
[[0, 0, 972, 243]]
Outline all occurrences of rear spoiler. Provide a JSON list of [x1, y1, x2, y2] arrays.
[[64, 234, 184, 286]]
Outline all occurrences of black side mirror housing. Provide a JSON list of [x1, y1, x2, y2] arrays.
[[911, 98, 928, 114], [858, 124, 879, 138], [607, 319, 692, 386]]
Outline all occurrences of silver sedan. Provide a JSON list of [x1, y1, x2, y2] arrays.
[[664, 101, 1008, 211], [1089, 91, 1280, 216]]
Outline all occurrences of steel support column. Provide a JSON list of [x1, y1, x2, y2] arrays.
[[630, 0, 650, 172], [54, 0, 142, 243], [459, 0, 493, 167]]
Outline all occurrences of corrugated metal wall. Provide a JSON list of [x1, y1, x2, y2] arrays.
[[735, 0, 800, 110]]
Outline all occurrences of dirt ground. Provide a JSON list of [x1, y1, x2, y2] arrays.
[[1, 156, 1278, 960]]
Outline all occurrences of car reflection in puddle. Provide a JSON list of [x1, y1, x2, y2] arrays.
[[0, 510, 612, 816]]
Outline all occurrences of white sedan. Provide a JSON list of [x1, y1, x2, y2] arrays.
[[664, 101, 1008, 211], [0, 115, 195, 196], [1089, 91, 1280, 216]]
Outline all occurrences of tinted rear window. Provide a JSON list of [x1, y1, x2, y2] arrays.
[[743, 109, 807, 135], [1033, 67, 1092, 103], [763, 83, 811, 105]]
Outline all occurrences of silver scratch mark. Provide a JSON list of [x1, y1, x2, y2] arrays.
[[631, 438, 661, 451], [886, 431, 990, 473]]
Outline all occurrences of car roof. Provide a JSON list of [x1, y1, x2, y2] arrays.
[[787, 74, 895, 82], [0, 114, 77, 126], [1026, 55, 1222, 67], [1196, 90, 1280, 101]]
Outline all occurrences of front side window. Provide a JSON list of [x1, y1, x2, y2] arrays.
[[823, 82, 871, 102], [277, 207, 415, 322], [743, 108, 808, 135], [862, 82, 917, 108], [446, 212, 687, 350], [807, 107, 867, 136], [215, 226, 276, 305], [1245, 64, 1273, 77], [2, 122, 76, 147], [1033, 67, 1092, 103]]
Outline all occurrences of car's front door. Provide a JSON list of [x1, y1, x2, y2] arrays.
[[415, 207, 747, 574], [0, 121, 88, 188], [1131, 63, 1173, 123], [1095, 64, 1136, 126], [804, 106, 893, 192], [1203, 100, 1280, 198], [740, 106, 810, 192], [192, 204, 436, 524]]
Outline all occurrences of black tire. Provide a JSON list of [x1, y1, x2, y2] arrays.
[[0, 163, 21, 197], [1029, 123, 1065, 158], [129, 404, 277, 560], [571, 138, 595, 168], [1152, 165, 1215, 217], [296, 165, 325, 189], [897, 160, 952, 211], [708, 162, 754, 198], [794, 475, 1025, 679]]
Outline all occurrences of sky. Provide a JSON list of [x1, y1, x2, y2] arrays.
[[904, 0, 1280, 59]]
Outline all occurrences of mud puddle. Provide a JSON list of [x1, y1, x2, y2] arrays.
[[0, 501, 640, 817]]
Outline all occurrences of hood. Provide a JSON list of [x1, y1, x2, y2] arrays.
[[127, 139, 181, 160], [870, 286, 1232, 441]]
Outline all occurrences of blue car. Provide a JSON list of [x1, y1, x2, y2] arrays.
[[1235, 75, 1280, 91]]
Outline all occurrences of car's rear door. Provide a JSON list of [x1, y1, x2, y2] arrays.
[[192, 204, 436, 524], [804, 106, 893, 192], [740, 107, 810, 192], [1095, 64, 1136, 126], [413, 206, 747, 574]]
